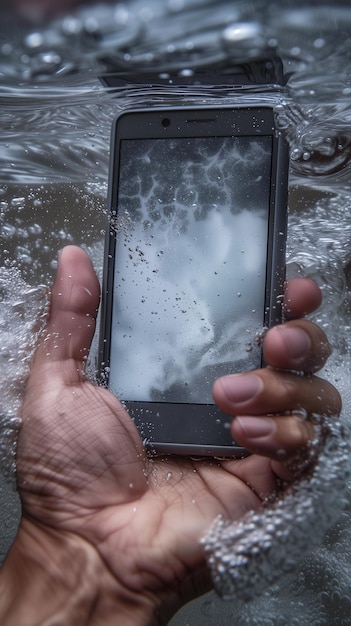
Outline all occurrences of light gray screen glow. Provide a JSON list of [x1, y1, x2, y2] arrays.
[[109, 135, 272, 403]]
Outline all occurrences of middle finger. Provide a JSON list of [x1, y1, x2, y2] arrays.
[[212, 368, 342, 418]]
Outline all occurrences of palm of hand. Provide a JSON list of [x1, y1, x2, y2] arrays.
[[19, 355, 266, 612], [13, 247, 339, 624]]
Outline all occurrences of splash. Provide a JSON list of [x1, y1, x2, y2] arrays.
[[203, 419, 351, 605], [0, 265, 49, 479]]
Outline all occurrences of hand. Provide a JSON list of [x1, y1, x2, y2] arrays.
[[0, 246, 341, 626]]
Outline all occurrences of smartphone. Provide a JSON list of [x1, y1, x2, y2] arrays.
[[99, 105, 288, 457]]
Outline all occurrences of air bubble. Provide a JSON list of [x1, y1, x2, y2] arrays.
[[11, 197, 25, 207], [25, 33, 44, 49]]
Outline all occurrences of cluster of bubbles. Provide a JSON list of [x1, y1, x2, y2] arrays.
[[0, 267, 48, 480], [203, 419, 351, 604]]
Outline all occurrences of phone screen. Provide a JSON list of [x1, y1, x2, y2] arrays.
[[108, 133, 273, 406]]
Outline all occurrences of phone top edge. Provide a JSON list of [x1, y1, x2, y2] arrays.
[[111, 105, 279, 143], [112, 103, 277, 118]]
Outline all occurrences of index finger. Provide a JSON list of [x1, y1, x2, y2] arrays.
[[284, 277, 322, 319], [263, 319, 332, 374]]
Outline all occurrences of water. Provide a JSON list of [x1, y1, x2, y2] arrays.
[[1, 0, 351, 623]]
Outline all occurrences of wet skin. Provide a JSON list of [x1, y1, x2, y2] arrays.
[[0, 246, 341, 625]]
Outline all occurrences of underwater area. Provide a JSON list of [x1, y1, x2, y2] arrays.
[[1, 0, 351, 623]]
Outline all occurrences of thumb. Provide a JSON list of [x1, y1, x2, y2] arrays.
[[34, 246, 100, 373]]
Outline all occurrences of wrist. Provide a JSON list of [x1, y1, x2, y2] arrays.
[[0, 518, 158, 626]]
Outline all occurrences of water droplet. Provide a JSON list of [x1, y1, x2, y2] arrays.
[[25, 32, 44, 49]]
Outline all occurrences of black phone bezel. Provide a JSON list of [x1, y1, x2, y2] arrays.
[[99, 105, 289, 457]]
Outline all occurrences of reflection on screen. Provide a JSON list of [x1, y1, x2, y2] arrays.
[[109, 135, 272, 403]]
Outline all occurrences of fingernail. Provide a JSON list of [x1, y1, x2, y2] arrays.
[[276, 327, 312, 359], [235, 416, 276, 438], [218, 374, 263, 405]]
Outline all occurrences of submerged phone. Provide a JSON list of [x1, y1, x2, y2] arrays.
[[99, 105, 288, 457]]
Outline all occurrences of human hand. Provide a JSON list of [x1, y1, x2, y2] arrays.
[[0, 246, 341, 626]]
